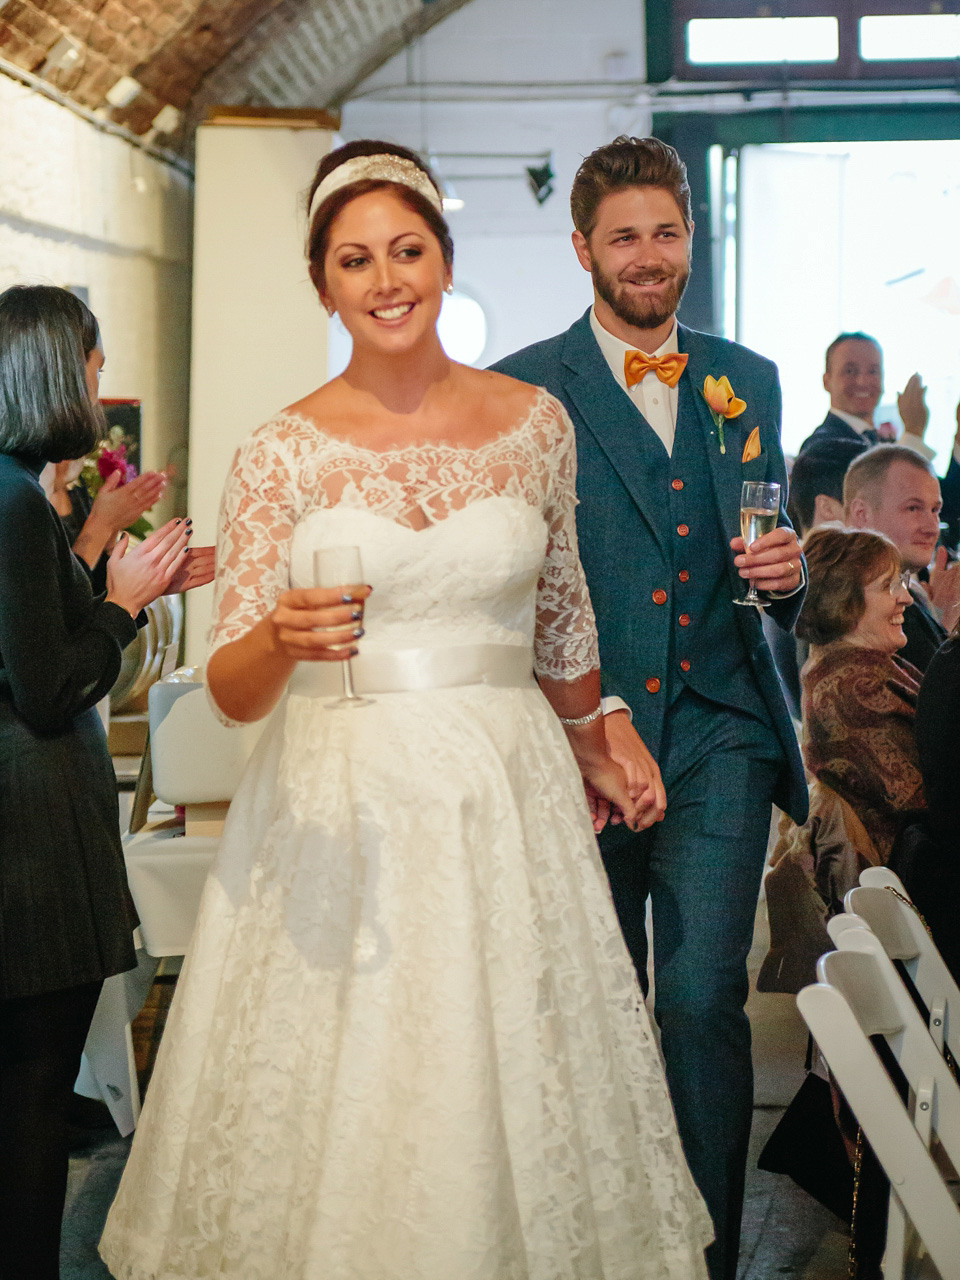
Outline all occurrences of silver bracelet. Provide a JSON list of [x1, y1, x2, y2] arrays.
[[558, 705, 603, 727]]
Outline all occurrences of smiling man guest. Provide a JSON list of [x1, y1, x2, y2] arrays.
[[493, 136, 807, 1280]]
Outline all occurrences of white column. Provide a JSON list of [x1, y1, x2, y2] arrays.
[[185, 122, 334, 664]]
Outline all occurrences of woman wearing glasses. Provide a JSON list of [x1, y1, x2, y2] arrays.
[[797, 525, 926, 861]]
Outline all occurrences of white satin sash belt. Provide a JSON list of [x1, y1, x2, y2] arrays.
[[287, 644, 536, 698]]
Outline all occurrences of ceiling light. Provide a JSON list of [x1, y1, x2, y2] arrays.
[[151, 104, 181, 134], [41, 37, 81, 76], [106, 76, 141, 107], [526, 160, 555, 206]]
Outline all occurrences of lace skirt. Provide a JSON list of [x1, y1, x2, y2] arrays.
[[100, 683, 711, 1280]]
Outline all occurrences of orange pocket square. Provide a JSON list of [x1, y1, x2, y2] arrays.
[[741, 427, 762, 464]]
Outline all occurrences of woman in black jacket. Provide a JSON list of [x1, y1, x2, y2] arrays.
[[0, 285, 209, 1278]]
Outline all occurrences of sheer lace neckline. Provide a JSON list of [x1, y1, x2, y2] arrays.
[[274, 388, 546, 459]]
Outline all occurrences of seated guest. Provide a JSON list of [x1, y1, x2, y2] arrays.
[[797, 526, 926, 862], [786, 436, 868, 537], [845, 444, 958, 672]]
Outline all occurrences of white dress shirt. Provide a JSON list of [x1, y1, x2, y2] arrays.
[[590, 308, 680, 456], [831, 405, 940, 463]]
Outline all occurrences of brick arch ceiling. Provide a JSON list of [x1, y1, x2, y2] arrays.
[[0, 0, 471, 143]]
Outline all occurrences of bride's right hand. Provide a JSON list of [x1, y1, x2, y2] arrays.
[[269, 585, 372, 661]]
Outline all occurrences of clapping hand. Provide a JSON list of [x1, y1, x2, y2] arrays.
[[91, 468, 167, 536], [926, 545, 960, 632], [165, 544, 215, 594], [897, 374, 929, 439], [106, 518, 192, 617]]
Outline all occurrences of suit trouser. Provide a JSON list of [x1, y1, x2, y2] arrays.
[[598, 688, 784, 1280]]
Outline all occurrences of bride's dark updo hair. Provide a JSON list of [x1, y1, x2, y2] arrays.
[[306, 140, 453, 294]]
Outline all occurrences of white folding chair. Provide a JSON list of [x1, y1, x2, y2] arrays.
[[860, 867, 913, 894], [799, 929, 960, 1279], [845, 880, 960, 1063]]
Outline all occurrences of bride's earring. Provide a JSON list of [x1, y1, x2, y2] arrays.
[[444, 284, 453, 295]]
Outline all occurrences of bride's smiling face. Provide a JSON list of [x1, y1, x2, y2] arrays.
[[321, 190, 451, 354]]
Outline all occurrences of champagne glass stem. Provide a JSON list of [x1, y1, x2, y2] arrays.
[[341, 655, 359, 700]]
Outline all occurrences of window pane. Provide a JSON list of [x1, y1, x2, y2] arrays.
[[860, 14, 960, 61], [686, 17, 839, 65]]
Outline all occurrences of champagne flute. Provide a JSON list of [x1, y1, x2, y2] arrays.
[[734, 480, 781, 608], [313, 545, 373, 708]]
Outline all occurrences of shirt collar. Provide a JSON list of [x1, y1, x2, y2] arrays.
[[830, 406, 875, 434], [590, 307, 679, 389]]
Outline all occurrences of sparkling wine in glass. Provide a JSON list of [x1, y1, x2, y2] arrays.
[[313, 545, 373, 708], [734, 481, 781, 608]]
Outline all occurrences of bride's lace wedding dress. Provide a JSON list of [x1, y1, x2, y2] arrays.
[[100, 389, 711, 1280]]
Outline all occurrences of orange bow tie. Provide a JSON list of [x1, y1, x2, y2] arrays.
[[623, 349, 689, 389]]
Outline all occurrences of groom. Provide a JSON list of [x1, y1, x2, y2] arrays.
[[493, 136, 807, 1280]]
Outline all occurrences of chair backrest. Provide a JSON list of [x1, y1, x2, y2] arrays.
[[859, 867, 912, 895], [149, 677, 266, 805], [845, 883, 960, 1061], [799, 932, 960, 1279]]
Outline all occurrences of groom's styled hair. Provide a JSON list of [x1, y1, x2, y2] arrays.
[[570, 136, 692, 238]]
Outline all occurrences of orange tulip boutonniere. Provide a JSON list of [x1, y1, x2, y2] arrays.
[[702, 375, 747, 455]]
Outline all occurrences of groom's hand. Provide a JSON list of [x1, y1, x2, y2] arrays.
[[603, 711, 666, 828], [731, 526, 803, 594]]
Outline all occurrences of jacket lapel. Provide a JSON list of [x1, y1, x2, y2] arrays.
[[677, 325, 746, 550], [559, 312, 669, 554]]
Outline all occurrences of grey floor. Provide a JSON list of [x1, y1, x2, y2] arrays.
[[62, 880, 849, 1279]]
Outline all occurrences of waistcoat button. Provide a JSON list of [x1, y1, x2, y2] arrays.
[[677, 523, 689, 537], [652, 589, 668, 605], [680, 659, 691, 672], [677, 570, 690, 583], [678, 613, 691, 627], [645, 677, 661, 694], [671, 478, 684, 491]]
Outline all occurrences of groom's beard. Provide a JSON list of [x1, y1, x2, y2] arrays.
[[592, 258, 690, 331]]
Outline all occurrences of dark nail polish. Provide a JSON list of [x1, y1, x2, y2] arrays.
[[341, 593, 354, 604], [175, 518, 182, 524], [350, 609, 362, 620], [353, 627, 364, 638]]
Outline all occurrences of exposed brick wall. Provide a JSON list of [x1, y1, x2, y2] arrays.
[[0, 0, 469, 141]]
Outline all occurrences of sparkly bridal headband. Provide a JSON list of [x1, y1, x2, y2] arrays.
[[308, 154, 444, 224]]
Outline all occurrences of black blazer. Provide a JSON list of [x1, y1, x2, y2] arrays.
[[901, 587, 947, 675], [0, 453, 139, 999], [799, 411, 875, 454]]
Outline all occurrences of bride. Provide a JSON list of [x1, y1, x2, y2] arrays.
[[100, 140, 711, 1279]]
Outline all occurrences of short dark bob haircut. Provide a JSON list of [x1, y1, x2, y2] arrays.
[[305, 140, 453, 296], [0, 285, 105, 463], [796, 526, 901, 646]]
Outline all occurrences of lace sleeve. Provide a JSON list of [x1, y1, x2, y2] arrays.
[[207, 422, 302, 664], [533, 397, 600, 682]]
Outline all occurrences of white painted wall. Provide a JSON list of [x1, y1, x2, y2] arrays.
[[0, 74, 192, 503], [185, 123, 334, 662], [341, 0, 650, 366]]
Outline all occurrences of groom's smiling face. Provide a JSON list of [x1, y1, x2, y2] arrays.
[[573, 186, 692, 338]]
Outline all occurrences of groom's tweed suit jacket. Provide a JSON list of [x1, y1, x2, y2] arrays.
[[494, 309, 808, 824]]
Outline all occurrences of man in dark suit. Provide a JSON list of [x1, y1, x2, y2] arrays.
[[800, 331, 886, 452], [493, 136, 807, 1280], [800, 340, 960, 551], [844, 444, 960, 672]]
